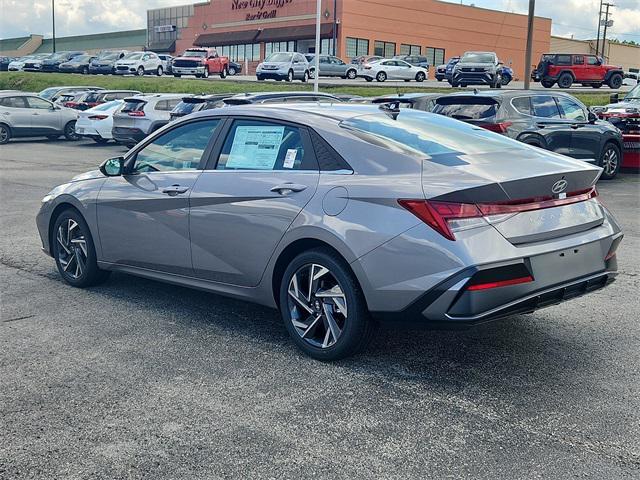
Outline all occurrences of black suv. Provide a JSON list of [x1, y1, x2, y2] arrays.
[[432, 90, 624, 179]]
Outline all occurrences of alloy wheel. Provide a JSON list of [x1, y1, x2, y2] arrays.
[[287, 263, 348, 349], [56, 219, 88, 280], [0, 126, 9, 144], [602, 147, 619, 177]]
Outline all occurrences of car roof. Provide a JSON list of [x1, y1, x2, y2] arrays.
[[123, 93, 185, 101], [436, 90, 578, 100], [227, 91, 340, 101], [0, 91, 41, 98]]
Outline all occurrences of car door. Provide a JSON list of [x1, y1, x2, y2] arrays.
[[396, 60, 414, 79], [332, 57, 347, 76], [530, 95, 573, 156], [585, 55, 601, 81], [25, 96, 62, 134], [0, 96, 32, 133], [294, 53, 307, 77], [554, 95, 600, 160], [96, 118, 222, 275], [189, 117, 319, 286]]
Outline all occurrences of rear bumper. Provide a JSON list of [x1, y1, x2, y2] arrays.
[[112, 127, 146, 145]]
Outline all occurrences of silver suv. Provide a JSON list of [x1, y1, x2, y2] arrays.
[[111, 94, 184, 146], [256, 52, 310, 82], [0, 91, 79, 144], [451, 51, 502, 88]]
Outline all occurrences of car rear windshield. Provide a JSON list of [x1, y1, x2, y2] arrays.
[[83, 92, 103, 103], [93, 100, 122, 111], [121, 100, 146, 112], [182, 50, 207, 57], [461, 52, 495, 63], [266, 53, 292, 62], [432, 97, 499, 120], [339, 110, 524, 158], [122, 53, 142, 60]]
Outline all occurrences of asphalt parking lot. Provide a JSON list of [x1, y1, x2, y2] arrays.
[[1, 139, 639, 479]]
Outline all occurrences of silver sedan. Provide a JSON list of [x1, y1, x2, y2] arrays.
[[358, 58, 428, 82]]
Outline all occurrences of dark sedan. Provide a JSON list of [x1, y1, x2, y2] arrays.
[[41, 51, 85, 72], [0, 56, 16, 71], [58, 55, 97, 74], [432, 90, 624, 179]]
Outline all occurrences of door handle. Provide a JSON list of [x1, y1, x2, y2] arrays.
[[162, 184, 190, 196], [270, 183, 307, 195], [536, 123, 546, 129]]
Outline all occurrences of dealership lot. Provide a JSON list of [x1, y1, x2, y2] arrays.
[[1, 139, 639, 478]]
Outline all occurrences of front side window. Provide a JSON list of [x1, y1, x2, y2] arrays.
[[133, 120, 220, 173], [531, 95, 561, 118], [587, 56, 599, 65], [556, 96, 586, 121], [26, 97, 53, 110], [216, 120, 311, 171]]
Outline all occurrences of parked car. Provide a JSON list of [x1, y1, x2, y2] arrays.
[[432, 90, 624, 179], [0, 91, 79, 144], [305, 54, 358, 79], [41, 51, 86, 72], [350, 55, 382, 66], [114, 52, 164, 76], [499, 64, 514, 85], [0, 56, 15, 71], [172, 48, 229, 78], [73, 90, 142, 111], [89, 51, 128, 75], [23, 55, 48, 72], [36, 103, 622, 360], [393, 54, 430, 69], [370, 93, 442, 111], [170, 94, 233, 121], [595, 84, 640, 169], [58, 54, 97, 75], [435, 63, 447, 81], [623, 71, 639, 85], [111, 94, 184, 146], [443, 56, 461, 83], [8, 56, 30, 71], [39, 86, 104, 102], [157, 54, 173, 74], [227, 61, 242, 76], [451, 51, 502, 88], [256, 52, 310, 82], [75, 100, 124, 143], [358, 58, 427, 83], [532, 53, 624, 89], [54, 91, 90, 109], [223, 91, 342, 105]]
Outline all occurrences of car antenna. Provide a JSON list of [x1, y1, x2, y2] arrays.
[[379, 101, 400, 120]]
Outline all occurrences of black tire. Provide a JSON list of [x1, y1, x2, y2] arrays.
[[203, 66, 209, 78], [47, 135, 60, 141], [52, 209, 110, 288], [63, 121, 79, 141], [346, 69, 357, 80], [415, 72, 426, 82], [376, 71, 387, 82], [557, 73, 573, 89], [92, 137, 109, 144], [219, 67, 227, 79], [607, 73, 623, 89], [451, 81, 459, 87], [365, 77, 373, 82], [599, 142, 621, 180], [437, 77, 443, 82], [286, 69, 294, 82], [173, 74, 181, 78], [303, 71, 309, 83], [501, 75, 511, 86], [82, 66, 89, 75], [0, 123, 11, 144], [541, 79, 555, 88], [256, 75, 264, 81], [279, 248, 377, 361], [228, 66, 237, 76], [156, 66, 163, 76], [136, 66, 144, 76]]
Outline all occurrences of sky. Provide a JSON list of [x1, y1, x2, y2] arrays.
[[1, 0, 639, 42]]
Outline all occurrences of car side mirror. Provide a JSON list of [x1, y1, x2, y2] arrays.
[[588, 111, 597, 123], [100, 157, 125, 177], [610, 93, 619, 104]]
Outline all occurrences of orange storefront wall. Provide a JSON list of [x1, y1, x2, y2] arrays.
[[339, 0, 551, 78]]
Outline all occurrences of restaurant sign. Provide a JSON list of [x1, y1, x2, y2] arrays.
[[232, 0, 294, 21]]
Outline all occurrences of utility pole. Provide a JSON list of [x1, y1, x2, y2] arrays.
[[601, 3, 614, 62], [523, 0, 535, 90], [52, 0, 56, 53], [595, 0, 603, 56], [313, 0, 321, 93], [332, 0, 337, 56]]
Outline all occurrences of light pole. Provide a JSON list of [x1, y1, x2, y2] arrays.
[[523, 0, 535, 90], [52, 0, 56, 53], [313, 0, 321, 93]]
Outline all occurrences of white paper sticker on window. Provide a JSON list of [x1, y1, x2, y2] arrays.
[[283, 149, 297, 168], [226, 125, 285, 169]]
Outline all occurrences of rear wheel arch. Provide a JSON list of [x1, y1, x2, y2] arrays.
[[517, 132, 547, 149]]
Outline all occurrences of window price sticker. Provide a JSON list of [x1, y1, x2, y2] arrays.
[[283, 149, 298, 168]]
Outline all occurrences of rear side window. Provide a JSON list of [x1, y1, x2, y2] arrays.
[[216, 120, 314, 171], [573, 55, 584, 65], [433, 98, 498, 120], [511, 96, 532, 115], [556, 55, 572, 65], [121, 100, 146, 113], [531, 96, 561, 118], [154, 99, 181, 111], [172, 101, 202, 115], [0, 96, 27, 108], [84, 92, 102, 103]]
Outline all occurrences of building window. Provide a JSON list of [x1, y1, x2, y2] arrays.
[[374, 40, 396, 58], [265, 41, 296, 57], [320, 38, 334, 55], [213, 44, 260, 62], [346, 37, 369, 58], [425, 47, 445, 66], [400, 44, 421, 55]]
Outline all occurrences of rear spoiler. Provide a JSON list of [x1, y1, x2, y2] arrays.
[[435, 96, 499, 106]]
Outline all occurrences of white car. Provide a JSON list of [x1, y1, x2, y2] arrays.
[[114, 52, 164, 76], [8, 56, 32, 71], [358, 58, 428, 83], [75, 100, 123, 144]]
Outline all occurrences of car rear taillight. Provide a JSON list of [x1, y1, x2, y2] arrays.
[[398, 187, 598, 241], [128, 111, 145, 117], [88, 115, 108, 120], [479, 121, 512, 133], [64, 102, 78, 108], [467, 275, 534, 291]]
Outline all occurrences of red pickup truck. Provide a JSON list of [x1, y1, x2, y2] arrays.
[[172, 48, 229, 79]]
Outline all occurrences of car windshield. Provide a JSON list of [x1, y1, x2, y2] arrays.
[[72, 55, 92, 62], [624, 84, 640, 100], [340, 110, 526, 158], [266, 53, 292, 62], [49, 52, 69, 60], [461, 53, 495, 63], [182, 50, 207, 57], [122, 53, 143, 60], [39, 88, 58, 99], [99, 53, 118, 61]]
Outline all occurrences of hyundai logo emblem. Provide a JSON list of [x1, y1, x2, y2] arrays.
[[552, 179, 568, 194]]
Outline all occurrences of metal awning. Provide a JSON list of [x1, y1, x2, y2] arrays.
[[256, 23, 333, 42], [195, 29, 260, 47], [148, 40, 175, 53]]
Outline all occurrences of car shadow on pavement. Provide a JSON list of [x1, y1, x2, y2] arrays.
[[86, 271, 601, 396]]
